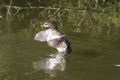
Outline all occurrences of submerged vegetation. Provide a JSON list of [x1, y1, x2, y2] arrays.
[[0, 0, 120, 39]]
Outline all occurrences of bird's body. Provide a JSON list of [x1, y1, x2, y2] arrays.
[[34, 22, 72, 54]]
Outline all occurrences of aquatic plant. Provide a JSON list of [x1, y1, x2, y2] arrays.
[[0, 0, 120, 39]]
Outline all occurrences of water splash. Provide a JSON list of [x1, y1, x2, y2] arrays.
[[114, 64, 120, 67]]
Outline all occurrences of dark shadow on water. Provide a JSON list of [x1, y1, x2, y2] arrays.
[[33, 52, 66, 78]]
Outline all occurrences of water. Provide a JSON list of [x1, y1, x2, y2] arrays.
[[0, 0, 120, 79], [0, 30, 120, 80]]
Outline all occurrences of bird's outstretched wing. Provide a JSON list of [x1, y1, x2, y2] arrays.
[[34, 29, 50, 41]]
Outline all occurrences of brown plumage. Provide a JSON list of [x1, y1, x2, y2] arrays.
[[34, 21, 72, 54]]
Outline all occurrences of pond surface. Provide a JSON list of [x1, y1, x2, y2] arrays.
[[0, 30, 120, 80]]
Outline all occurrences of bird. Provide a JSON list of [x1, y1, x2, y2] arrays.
[[34, 21, 72, 54]]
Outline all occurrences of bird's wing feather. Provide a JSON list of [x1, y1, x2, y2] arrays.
[[34, 29, 51, 41]]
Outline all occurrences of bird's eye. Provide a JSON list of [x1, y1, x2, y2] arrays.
[[45, 23, 47, 25]]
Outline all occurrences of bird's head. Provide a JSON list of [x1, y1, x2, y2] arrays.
[[41, 21, 58, 30]]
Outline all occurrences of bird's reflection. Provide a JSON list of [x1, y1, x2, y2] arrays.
[[33, 52, 66, 77]]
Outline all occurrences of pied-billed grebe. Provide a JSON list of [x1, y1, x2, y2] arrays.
[[34, 21, 72, 54]]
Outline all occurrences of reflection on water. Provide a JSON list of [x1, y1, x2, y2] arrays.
[[1, 32, 120, 80], [33, 52, 66, 77]]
